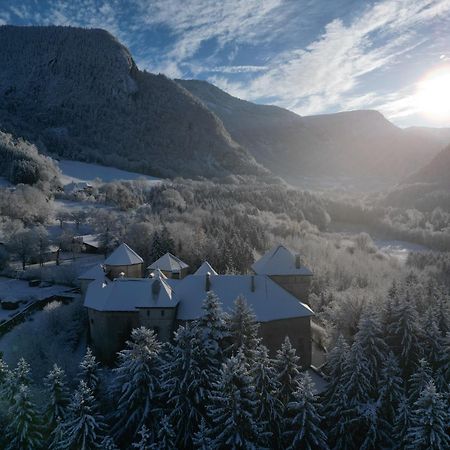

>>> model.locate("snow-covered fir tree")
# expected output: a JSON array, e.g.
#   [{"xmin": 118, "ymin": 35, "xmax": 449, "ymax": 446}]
[
  {"xmin": 58, "ymin": 380, "xmax": 106, "ymax": 450},
  {"xmin": 321, "ymin": 335, "xmax": 350, "ymax": 414},
  {"xmin": 436, "ymin": 331, "xmax": 449, "ymax": 393},
  {"xmin": 283, "ymin": 372, "xmax": 329, "ymax": 450},
  {"xmin": 408, "ymin": 358, "xmax": 433, "ymax": 405},
  {"xmin": 193, "ymin": 418, "xmax": 214, "ymax": 450},
  {"xmin": 406, "ymin": 380, "xmax": 450, "ymax": 450},
  {"xmin": 393, "ymin": 395, "xmax": 413, "ymax": 450},
  {"xmin": 195, "ymin": 291, "xmax": 229, "ymax": 372},
  {"xmin": 3, "ymin": 357, "xmax": 32, "ymax": 404},
  {"xmin": 132, "ymin": 425, "xmax": 153, "ymax": 450},
  {"xmin": 43, "ymin": 364, "xmax": 70, "ymax": 430},
  {"xmin": 251, "ymin": 344, "xmax": 283, "ymax": 447},
  {"xmin": 421, "ymin": 307, "xmax": 444, "ymax": 372},
  {"xmin": 0, "ymin": 356, "xmax": 8, "ymax": 384},
  {"xmin": 274, "ymin": 336, "xmax": 302, "ymax": 406},
  {"xmin": 159, "ymin": 324, "xmax": 203, "ymax": 447},
  {"xmin": 5, "ymin": 384, "xmax": 43, "ymax": 450},
  {"xmin": 353, "ymin": 309, "xmax": 388, "ymax": 390},
  {"xmin": 226, "ymin": 295, "xmax": 261, "ymax": 362},
  {"xmin": 79, "ymin": 347, "xmax": 100, "ymax": 394},
  {"xmin": 207, "ymin": 352, "xmax": 264, "ymax": 449},
  {"xmin": 153, "ymin": 415, "xmax": 176, "ymax": 450},
  {"xmin": 377, "ymin": 352, "xmax": 404, "ymax": 447},
  {"xmin": 386, "ymin": 289, "xmax": 423, "ymax": 377},
  {"xmin": 101, "ymin": 436, "xmax": 120, "ymax": 450},
  {"xmin": 110, "ymin": 327, "xmax": 162, "ymax": 442}
]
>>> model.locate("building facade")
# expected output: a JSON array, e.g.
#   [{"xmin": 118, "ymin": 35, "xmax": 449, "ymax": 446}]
[{"xmin": 82, "ymin": 243, "xmax": 315, "ymax": 365}]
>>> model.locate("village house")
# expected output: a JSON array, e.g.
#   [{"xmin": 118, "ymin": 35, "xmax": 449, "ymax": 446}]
[{"xmin": 81, "ymin": 243, "xmax": 315, "ymax": 366}]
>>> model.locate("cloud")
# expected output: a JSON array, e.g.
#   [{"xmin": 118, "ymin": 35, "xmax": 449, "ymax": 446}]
[
  {"xmin": 210, "ymin": 0, "xmax": 450, "ymax": 119},
  {"xmin": 208, "ymin": 65, "xmax": 268, "ymax": 74}
]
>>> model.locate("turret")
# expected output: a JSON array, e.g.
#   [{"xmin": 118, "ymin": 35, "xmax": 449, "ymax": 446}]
[{"xmin": 104, "ymin": 243, "xmax": 144, "ymax": 279}]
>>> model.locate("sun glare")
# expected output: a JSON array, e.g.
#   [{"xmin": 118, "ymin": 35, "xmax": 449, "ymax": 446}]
[{"xmin": 416, "ymin": 66, "xmax": 450, "ymax": 122}]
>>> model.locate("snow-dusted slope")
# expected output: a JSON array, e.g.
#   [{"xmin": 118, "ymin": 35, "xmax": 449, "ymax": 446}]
[
  {"xmin": 58, "ymin": 160, "xmax": 161, "ymax": 185},
  {"xmin": 0, "ymin": 26, "xmax": 267, "ymax": 180},
  {"xmin": 179, "ymin": 79, "xmax": 449, "ymax": 181}
]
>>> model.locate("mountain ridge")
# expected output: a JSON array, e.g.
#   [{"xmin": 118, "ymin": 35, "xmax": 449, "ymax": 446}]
[
  {"xmin": 0, "ymin": 25, "xmax": 268, "ymax": 180},
  {"xmin": 178, "ymin": 79, "xmax": 450, "ymax": 183}
]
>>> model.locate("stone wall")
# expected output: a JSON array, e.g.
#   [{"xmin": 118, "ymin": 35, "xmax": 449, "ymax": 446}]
[
  {"xmin": 137, "ymin": 307, "xmax": 177, "ymax": 342},
  {"xmin": 105, "ymin": 263, "xmax": 143, "ymax": 279},
  {"xmin": 259, "ymin": 316, "xmax": 312, "ymax": 367},
  {"xmin": 269, "ymin": 275, "xmax": 312, "ymax": 304},
  {"xmin": 88, "ymin": 309, "xmax": 140, "ymax": 364}
]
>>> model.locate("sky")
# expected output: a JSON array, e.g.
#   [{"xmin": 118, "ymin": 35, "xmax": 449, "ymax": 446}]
[{"xmin": 1, "ymin": 0, "xmax": 450, "ymax": 127}]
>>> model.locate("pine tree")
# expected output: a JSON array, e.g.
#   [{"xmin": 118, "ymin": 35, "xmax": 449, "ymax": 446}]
[
  {"xmin": 79, "ymin": 347, "xmax": 100, "ymax": 394},
  {"xmin": 226, "ymin": 295, "xmax": 261, "ymax": 362},
  {"xmin": 132, "ymin": 425, "xmax": 153, "ymax": 450},
  {"xmin": 353, "ymin": 310, "xmax": 388, "ymax": 390},
  {"xmin": 421, "ymin": 308, "xmax": 444, "ymax": 372},
  {"xmin": 194, "ymin": 291, "xmax": 229, "ymax": 405},
  {"xmin": 207, "ymin": 352, "xmax": 263, "ymax": 449},
  {"xmin": 58, "ymin": 380, "xmax": 106, "ymax": 450},
  {"xmin": 101, "ymin": 436, "xmax": 120, "ymax": 450},
  {"xmin": 193, "ymin": 418, "xmax": 214, "ymax": 450},
  {"xmin": 0, "ymin": 356, "xmax": 9, "ymax": 385},
  {"xmin": 274, "ymin": 336, "xmax": 302, "ymax": 406},
  {"xmin": 283, "ymin": 372, "xmax": 329, "ymax": 450},
  {"xmin": 5, "ymin": 384, "xmax": 43, "ymax": 450},
  {"xmin": 153, "ymin": 415, "xmax": 176, "ymax": 450},
  {"xmin": 321, "ymin": 335, "xmax": 350, "ymax": 413},
  {"xmin": 393, "ymin": 395, "xmax": 412, "ymax": 450},
  {"xmin": 408, "ymin": 358, "xmax": 433, "ymax": 405},
  {"xmin": 386, "ymin": 290, "xmax": 423, "ymax": 377},
  {"xmin": 159, "ymin": 324, "xmax": 203, "ymax": 447},
  {"xmin": 43, "ymin": 364, "xmax": 70, "ymax": 431},
  {"xmin": 406, "ymin": 381, "xmax": 450, "ymax": 450},
  {"xmin": 251, "ymin": 344, "xmax": 283, "ymax": 446},
  {"xmin": 377, "ymin": 352, "xmax": 404, "ymax": 447},
  {"xmin": 435, "ymin": 332, "xmax": 449, "ymax": 393},
  {"xmin": 4, "ymin": 357, "xmax": 32, "ymax": 404},
  {"xmin": 111, "ymin": 327, "xmax": 161, "ymax": 441}
]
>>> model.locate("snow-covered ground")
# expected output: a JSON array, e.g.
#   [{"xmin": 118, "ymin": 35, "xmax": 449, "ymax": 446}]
[
  {"xmin": 58, "ymin": 159, "xmax": 161, "ymax": 185},
  {"xmin": 0, "ymin": 277, "xmax": 72, "ymax": 321},
  {"xmin": 373, "ymin": 239, "xmax": 429, "ymax": 263}
]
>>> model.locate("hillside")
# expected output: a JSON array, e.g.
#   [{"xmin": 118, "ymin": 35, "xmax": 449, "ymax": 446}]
[
  {"xmin": 406, "ymin": 143, "xmax": 450, "ymax": 186},
  {"xmin": 179, "ymin": 79, "xmax": 450, "ymax": 183},
  {"xmin": 0, "ymin": 26, "xmax": 267, "ymax": 180}
]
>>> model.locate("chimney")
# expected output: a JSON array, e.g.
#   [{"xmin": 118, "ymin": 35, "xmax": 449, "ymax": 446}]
[
  {"xmin": 251, "ymin": 275, "xmax": 255, "ymax": 292},
  {"xmin": 205, "ymin": 272, "xmax": 211, "ymax": 291},
  {"xmin": 295, "ymin": 254, "xmax": 301, "ymax": 269},
  {"xmin": 152, "ymin": 279, "xmax": 161, "ymax": 296}
]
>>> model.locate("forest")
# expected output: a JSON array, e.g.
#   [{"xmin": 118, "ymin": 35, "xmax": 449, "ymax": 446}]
[{"xmin": 0, "ymin": 172, "xmax": 449, "ymax": 449}]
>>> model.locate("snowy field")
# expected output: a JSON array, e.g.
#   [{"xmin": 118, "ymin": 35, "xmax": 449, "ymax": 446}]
[
  {"xmin": 373, "ymin": 239, "xmax": 429, "ymax": 263},
  {"xmin": 0, "ymin": 277, "xmax": 72, "ymax": 321},
  {"xmin": 58, "ymin": 159, "xmax": 161, "ymax": 185}
]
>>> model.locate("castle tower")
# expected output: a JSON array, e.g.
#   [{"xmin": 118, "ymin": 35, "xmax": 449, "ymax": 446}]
[
  {"xmin": 252, "ymin": 244, "xmax": 313, "ymax": 304},
  {"xmin": 104, "ymin": 243, "xmax": 144, "ymax": 279},
  {"xmin": 147, "ymin": 252, "xmax": 189, "ymax": 279}
]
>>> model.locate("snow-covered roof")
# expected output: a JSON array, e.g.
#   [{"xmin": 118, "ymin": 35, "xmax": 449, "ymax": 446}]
[
  {"xmin": 104, "ymin": 243, "xmax": 143, "ymax": 266},
  {"xmin": 63, "ymin": 181, "xmax": 92, "ymax": 193},
  {"xmin": 78, "ymin": 264, "xmax": 106, "ymax": 281},
  {"xmin": 75, "ymin": 234, "xmax": 101, "ymax": 249},
  {"xmin": 252, "ymin": 244, "xmax": 313, "ymax": 276},
  {"xmin": 168, "ymin": 274, "xmax": 313, "ymax": 322},
  {"xmin": 194, "ymin": 261, "xmax": 218, "ymax": 276},
  {"xmin": 84, "ymin": 274, "xmax": 178, "ymax": 311},
  {"xmin": 147, "ymin": 252, "xmax": 189, "ymax": 272}
]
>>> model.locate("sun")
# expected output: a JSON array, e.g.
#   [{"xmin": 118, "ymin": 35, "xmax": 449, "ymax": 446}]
[{"xmin": 416, "ymin": 66, "xmax": 450, "ymax": 123}]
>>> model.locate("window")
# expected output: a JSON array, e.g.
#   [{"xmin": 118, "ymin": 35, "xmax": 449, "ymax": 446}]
[
  {"xmin": 161, "ymin": 310, "xmax": 165, "ymax": 317},
  {"xmin": 90, "ymin": 318, "xmax": 94, "ymax": 325},
  {"xmin": 154, "ymin": 326, "xmax": 160, "ymax": 336},
  {"xmin": 147, "ymin": 310, "xmax": 150, "ymax": 317}
]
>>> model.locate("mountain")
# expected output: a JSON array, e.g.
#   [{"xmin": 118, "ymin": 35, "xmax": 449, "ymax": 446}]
[
  {"xmin": 0, "ymin": 26, "xmax": 267, "ymax": 180},
  {"xmin": 406, "ymin": 144, "xmax": 450, "ymax": 186},
  {"xmin": 179, "ymin": 79, "xmax": 450, "ymax": 183}
]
